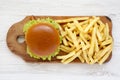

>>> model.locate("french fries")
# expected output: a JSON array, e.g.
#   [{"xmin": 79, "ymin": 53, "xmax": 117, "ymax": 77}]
[{"xmin": 56, "ymin": 16, "xmax": 113, "ymax": 64}]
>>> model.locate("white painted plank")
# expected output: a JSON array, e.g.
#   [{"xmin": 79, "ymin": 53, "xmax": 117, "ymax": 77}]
[
  {"xmin": 0, "ymin": 0, "xmax": 120, "ymax": 80},
  {"xmin": 0, "ymin": 74, "xmax": 119, "ymax": 80}
]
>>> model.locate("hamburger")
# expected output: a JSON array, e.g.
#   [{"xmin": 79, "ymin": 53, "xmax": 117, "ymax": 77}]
[{"xmin": 23, "ymin": 18, "xmax": 61, "ymax": 60}]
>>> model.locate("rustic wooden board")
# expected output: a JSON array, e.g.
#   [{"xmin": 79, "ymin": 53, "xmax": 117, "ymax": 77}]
[{"xmin": 6, "ymin": 16, "xmax": 112, "ymax": 63}]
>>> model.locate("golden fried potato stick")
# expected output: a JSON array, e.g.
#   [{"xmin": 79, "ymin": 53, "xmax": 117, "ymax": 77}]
[
  {"xmin": 79, "ymin": 20, "xmax": 89, "ymax": 26},
  {"xmin": 97, "ymin": 20, "xmax": 105, "ymax": 32},
  {"xmin": 62, "ymin": 38, "xmax": 68, "ymax": 46},
  {"xmin": 106, "ymin": 23, "xmax": 109, "ymax": 40},
  {"xmin": 101, "ymin": 38, "xmax": 112, "ymax": 46},
  {"xmin": 60, "ymin": 45, "xmax": 75, "ymax": 53},
  {"xmin": 96, "ymin": 24, "xmax": 103, "ymax": 41},
  {"xmin": 56, "ymin": 17, "xmax": 89, "ymax": 23},
  {"xmin": 88, "ymin": 26, "xmax": 96, "ymax": 56},
  {"xmin": 83, "ymin": 51, "xmax": 90, "ymax": 64},
  {"xmin": 57, "ymin": 51, "xmax": 75, "ymax": 60},
  {"xmin": 78, "ymin": 55, "xmax": 85, "ymax": 63}
]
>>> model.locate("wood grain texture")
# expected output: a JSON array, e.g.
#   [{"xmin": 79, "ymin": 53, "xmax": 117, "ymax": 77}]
[{"xmin": 0, "ymin": 0, "xmax": 120, "ymax": 80}]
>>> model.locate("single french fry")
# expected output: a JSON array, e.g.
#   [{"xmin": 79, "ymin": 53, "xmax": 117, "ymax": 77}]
[
  {"xmin": 103, "ymin": 24, "xmax": 107, "ymax": 40},
  {"xmin": 101, "ymin": 38, "xmax": 112, "ymax": 46},
  {"xmin": 60, "ymin": 45, "xmax": 75, "ymax": 53},
  {"xmin": 88, "ymin": 55, "xmax": 95, "ymax": 64},
  {"xmin": 95, "ymin": 36, "xmax": 99, "ymax": 52},
  {"xmin": 56, "ymin": 17, "xmax": 89, "ymax": 23},
  {"xmin": 106, "ymin": 23, "xmax": 109, "ymax": 40},
  {"xmin": 62, "ymin": 38, "xmax": 68, "ymax": 46},
  {"xmin": 97, "ymin": 20, "xmax": 105, "ymax": 32},
  {"xmin": 94, "ymin": 24, "xmax": 99, "ymax": 52},
  {"xmin": 57, "ymin": 51, "xmax": 75, "ymax": 60},
  {"xmin": 83, "ymin": 51, "xmax": 90, "ymax": 64},
  {"xmin": 78, "ymin": 55, "xmax": 85, "ymax": 63},
  {"xmin": 60, "ymin": 47, "xmax": 70, "ymax": 53},
  {"xmin": 79, "ymin": 20, "xmax": 89, "ymax": 26},
  {"xmin": 96, "ymin": 25, "xmax": 102, "ymax": 41},
  {"xmin": 88, "ymin": 26, "xmax": 96, "ymax": 56}
]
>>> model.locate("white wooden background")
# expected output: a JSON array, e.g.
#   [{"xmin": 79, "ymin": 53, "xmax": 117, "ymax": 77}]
[{"xmin": 0, "ymin": 0, "xmax": 120, "ymax": 80}]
